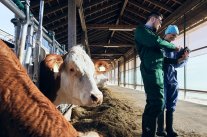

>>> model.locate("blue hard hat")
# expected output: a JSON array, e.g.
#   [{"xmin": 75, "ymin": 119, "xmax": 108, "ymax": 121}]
[{"xmin": 165, "ymin": 25, "xmax": 179, "ymax": 35}]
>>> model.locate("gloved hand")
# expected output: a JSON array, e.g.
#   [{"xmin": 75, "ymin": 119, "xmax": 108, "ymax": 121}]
[{"xmin": 177, "ymin": 48, "xmax": 190, "ymax": 63}]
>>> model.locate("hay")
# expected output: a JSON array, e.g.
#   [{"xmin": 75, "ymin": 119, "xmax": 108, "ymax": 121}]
[{"xmin": 71, "ymin": 88, "xmax": 142, "ymax": 137}]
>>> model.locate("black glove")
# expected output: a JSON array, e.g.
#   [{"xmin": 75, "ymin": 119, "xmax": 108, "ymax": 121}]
[{"xmin": 177, "ymin": 47, "xmax": 190, "ymax": 58}]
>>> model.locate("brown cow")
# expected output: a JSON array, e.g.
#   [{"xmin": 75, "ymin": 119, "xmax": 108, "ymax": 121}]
[{"xmin": 0, "ymin": 40, "xmax": 93, "ymax": 137}]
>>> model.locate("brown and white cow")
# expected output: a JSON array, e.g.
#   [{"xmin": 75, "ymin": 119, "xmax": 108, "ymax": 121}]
[
  {"xmin": 39, "ymin": 46, "xmax": 103, "ymax": 107},
  {"xmin": 0, "ymin": 40, "xmax": 100, "ymax": 137}
]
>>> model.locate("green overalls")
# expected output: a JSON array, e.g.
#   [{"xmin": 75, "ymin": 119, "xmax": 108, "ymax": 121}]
[{"xmin": 134, "ymin": 25, "xmax": 176, "ymax": 137}]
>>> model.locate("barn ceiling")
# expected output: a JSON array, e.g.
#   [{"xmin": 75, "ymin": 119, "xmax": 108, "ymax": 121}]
[{"xmin": 30, "ymin": 0, "xmax": 207, "ymax": 61}]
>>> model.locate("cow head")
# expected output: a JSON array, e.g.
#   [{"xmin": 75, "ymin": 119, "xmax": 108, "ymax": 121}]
[{"xmin": 44, "ymin": 46, "xmax": 103, "ymax": 107}]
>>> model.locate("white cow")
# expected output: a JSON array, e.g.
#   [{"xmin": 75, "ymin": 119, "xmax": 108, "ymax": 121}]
[
  {"xmin": 39, "ymin": 45, "xmax": 103, "ymax": 107},
  {"xmin": 94, "ymin": 74, "xmax": 108, "ymax": 88}
]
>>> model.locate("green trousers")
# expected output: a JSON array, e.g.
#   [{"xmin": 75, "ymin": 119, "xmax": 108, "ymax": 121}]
[{"xmin": 140, "ymin": 63, "xmax": 165, "ymax": 137}]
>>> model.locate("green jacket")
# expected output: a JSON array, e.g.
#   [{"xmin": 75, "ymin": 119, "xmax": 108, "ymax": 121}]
[{"xmin": 134, "ymin": 25, "xmax": 176, "ymax": 69}]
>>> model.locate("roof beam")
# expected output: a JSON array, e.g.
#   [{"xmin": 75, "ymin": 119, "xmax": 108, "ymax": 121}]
[
  {"xmin": 84, "ymin": 0, "xmax": 122, "ymax": 17},
  {"xmin": 83, "ymin": 0, "xmax": 108, "ymax": 10},
  {"xmin": 55, "ymin": 29, "xmax": 67, "ymax": 36},
  {"xmin": 56, "ymin": 34, "xmax": 67, "ymax": 41},
  {"xmin": 59, "ymin": 39, "xmax": 67, "ymax": 44},
  {"xmin": 44, "ymin": 12, "xmax": 67, "ymax": 26},
  {"xmin": 48, "ymin": 20, "xmax": 68, "ymax": 31},
  {"xmin": 86, "ymin": 8, "xmax": 119, "ymax": 23},
  {"xmin": 125, "ymin": 7, "xmax": 146, "ymax": 20},
  {"xmin": 144, "ymin": 0, "xmax": 173, "ymax": 13},
  {"xmin": 43, "ymin": 1, "xmax": 68, "ymax": 17},
  {"xmin": 92, "ymin": 53, "xmax": 124, "ymax": 56},
  {"xmin": 159, "ymin": 0, "xmax": 207, "ymax": 34},
  {"xmin": 108, "ymin": 0, "xmax": 129, "ymax": 44},
  {"xmin": 116, "ymin": 32, "xmax": 134, "ymax": 41},
  {"xmin": 56, "ymin": 35, "xmax": 68, "ymax": 41},
  {"xmin": 89, "ymin": 31, "xmax": 109, "ymax": 42},
  {"xmin": 31, "ymin": 0, "xmax": 53, "ymax": 9},
  {"xmin": 90, "ymin": 44, "xmax": 134, "ymax": 48},
  {"xmin": 87, "ymin": 24, "xmax": 136, "ymax": 31},
  {"xmin": 114, "ymin": 32, "xmax": 133, "ymax": 43},
  {"xmin": 92, "ymin": 58, "xmax": 115, "ymax": 61},
  {"xmin": 76, "ymin": 0, "xmax": 90, "ymax": 56},
  {"xmin": 128, "ymin": 0, "xmax": 151, "ymax": 13},
  {"xmin": 171, "ymin": 0, "xmax": 182, "ymax": 5},
  {"xmin": 30, "ymin": 1, "xmax": 42, "ymax": 9},
  {"xmin": 122, "ymin": 14, "xmax": 141, "ymax": 25}
]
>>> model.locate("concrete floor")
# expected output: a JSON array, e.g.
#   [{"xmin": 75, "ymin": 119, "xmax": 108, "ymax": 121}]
[{"xmin": 106, "ymin": 85, "xmax": 207, "ymax": 136}]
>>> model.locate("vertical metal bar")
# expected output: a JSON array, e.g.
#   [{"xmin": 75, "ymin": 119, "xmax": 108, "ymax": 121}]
[
  {"xmin": 134, "ymin": 50, "xmax": 137, "ymax": 89},
  {"xmin": 24, "ymin": 24, "xmax": 34, "ymax": 65},
  {"xmin": 68, "ymin": 0, "xmax": 76, "ymax": 50},
  {"xmin": 114, "ymin": 62, "xmax": 116, "ymax": 84},
  {"xmin": 33, "ymin": 0, "xmax": 44, "ymax": 86},
  {"xmin": 183, "ymin": 13, "xmax": 187, "ymax": 99},
  {"xmin": 18, "ymin": 0, "xmax": 30, "ymax": 64},
  {"xmin": 123, "ymin": 57, "xmax": 126, "ymax": 87},
  {"xmin": 118, "ymin": 61, "xmax": 120, "ymax": 86},
  {"xmin": 36, "ymin": 0, "xmax": 44, "ymax": 54},
  {"xmin": 25, "ymin": 23, "xmax": 34, "ymax": 78}
]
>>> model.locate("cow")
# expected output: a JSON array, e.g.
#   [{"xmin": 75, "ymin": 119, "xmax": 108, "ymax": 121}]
[
  {"xmin": 0, "ymin": 40, "xmax": 100, "ymax": 137},
  {"xmin": 39, "ymin": 46, "xmax": 103, "ymax": 107},
  {"xmin": 94, "ymin": 74, "xmax": 108, "ymax": 88}
]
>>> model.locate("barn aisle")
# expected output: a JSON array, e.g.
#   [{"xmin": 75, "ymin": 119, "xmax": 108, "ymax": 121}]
[{"xmin": 106, "ymin": 85, "xmax": 207, "ymax": 137}]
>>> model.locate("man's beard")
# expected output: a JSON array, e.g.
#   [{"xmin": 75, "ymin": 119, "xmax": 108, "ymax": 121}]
[
  {"xmin": 152, "ymin": 23, "xmax": 158, "ymax": 32},
  {"xmin": 152, "ymin": 26, "xmax": 157, "ymax": 33}
]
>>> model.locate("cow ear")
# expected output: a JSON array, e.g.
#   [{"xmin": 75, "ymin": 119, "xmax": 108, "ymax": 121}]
[
  {"xmin": 44, "ymin": 54, "xmax": 63, "ymax": 73},
  {"xmin": 53, "ymin": 55, "xmax": 63, "ymax": 73},
  {"xmin": 61, "ymin": 53, "xmax": 68, "ymax": 60}
]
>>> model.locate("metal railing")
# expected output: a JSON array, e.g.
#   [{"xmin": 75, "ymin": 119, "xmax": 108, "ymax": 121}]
[{"xmin": 0, "ymin": 29, "xmax": 15, "ymax": 44}]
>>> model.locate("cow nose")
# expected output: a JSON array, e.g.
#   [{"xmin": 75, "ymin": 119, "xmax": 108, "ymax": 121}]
[
  {"xmin": 90, "ymin": 94, "xmax": 98, "ymax": 102},
  {"xmin": 90, "ymin": 93, "xmax": 103, "ymax": 105}
]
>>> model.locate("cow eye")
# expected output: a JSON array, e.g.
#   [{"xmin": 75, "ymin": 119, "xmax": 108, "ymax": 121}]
[{"xmin": 70, "ymin": 68, "xmax": 74, "ymax": 72}]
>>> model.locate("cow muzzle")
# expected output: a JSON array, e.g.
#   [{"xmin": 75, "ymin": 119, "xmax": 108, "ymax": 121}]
[{"xmin": 90, "ymin": 93, "xmax": 103, "ymax": 106}]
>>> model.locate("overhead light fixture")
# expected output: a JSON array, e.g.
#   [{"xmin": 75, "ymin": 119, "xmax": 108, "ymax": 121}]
[
  {"xmin": 103, "ymin": 45, "xmax": 119, "ymax": 48},
  {"xmin": 99, "ymin": 65, "xmax": 106, "ymax": 72},
  {"xmin": 108, "ymin": 28, "xmax": 134, "ymax": 31},
  {"xmin": 98, "ymin": 59, "xmax": 111, "ymax": 60}
]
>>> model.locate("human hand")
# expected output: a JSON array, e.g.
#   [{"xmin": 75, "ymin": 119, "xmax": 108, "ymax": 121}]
[
  {"xmin": 178, "ymin": 51, "xmax": 189, "ymax": 63},
  {"xmin": 183, "ymin": 47, "xmax": 191, "ymax": 53},
  {"xmin": 175, "ymin": 46, "xmax": 181, "ymax": 51}
]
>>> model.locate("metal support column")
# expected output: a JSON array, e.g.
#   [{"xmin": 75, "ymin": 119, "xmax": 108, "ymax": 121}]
[
  {"xmin": 18, "ymin": 0, "xmax": 30, "ymax": 64},
  {"xmin": 68, "ymin": 0, "xmax": 76, "ymax": 50},
  {"xmin": 183, "ymin": 14, "xmax": 187, "ymax": 99},
  {"xmin": 133, "ymin": 50, "xmax": 137, "ymax": 89},
  {"xmin": 123, "ymin": 57, "xmax": 126, "ymax": 87},
  {"xmin": 33, "ymin": 0, "xmax": 44, "ymax": 86},
  {"xmin": 117, "ymin": 61, "xmax": 120, "ymax": 86}
]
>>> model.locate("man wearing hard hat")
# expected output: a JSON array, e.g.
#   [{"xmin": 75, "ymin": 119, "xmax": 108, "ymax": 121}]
[{"xmin": 156, "ymin": 25, "xmax": 190, "ymax": 137}]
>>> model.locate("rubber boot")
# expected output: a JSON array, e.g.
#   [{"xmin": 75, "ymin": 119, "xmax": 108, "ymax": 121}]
[
  {"xmin": 142, "ymin": 115, "xmax": 157, "ymax": 137},
  {"xmin": 166, "ymin": 111, "xmax": 178, "ymax": 137},
  {"xmin": 156, "ymin": 112, "xmax": 167, "ymax": 136}
]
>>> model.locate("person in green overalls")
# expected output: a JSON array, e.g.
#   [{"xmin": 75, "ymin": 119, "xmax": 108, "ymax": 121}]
[{"xmin": 134, "ymin": 12, "xmax": 180, "ymax": 137}]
